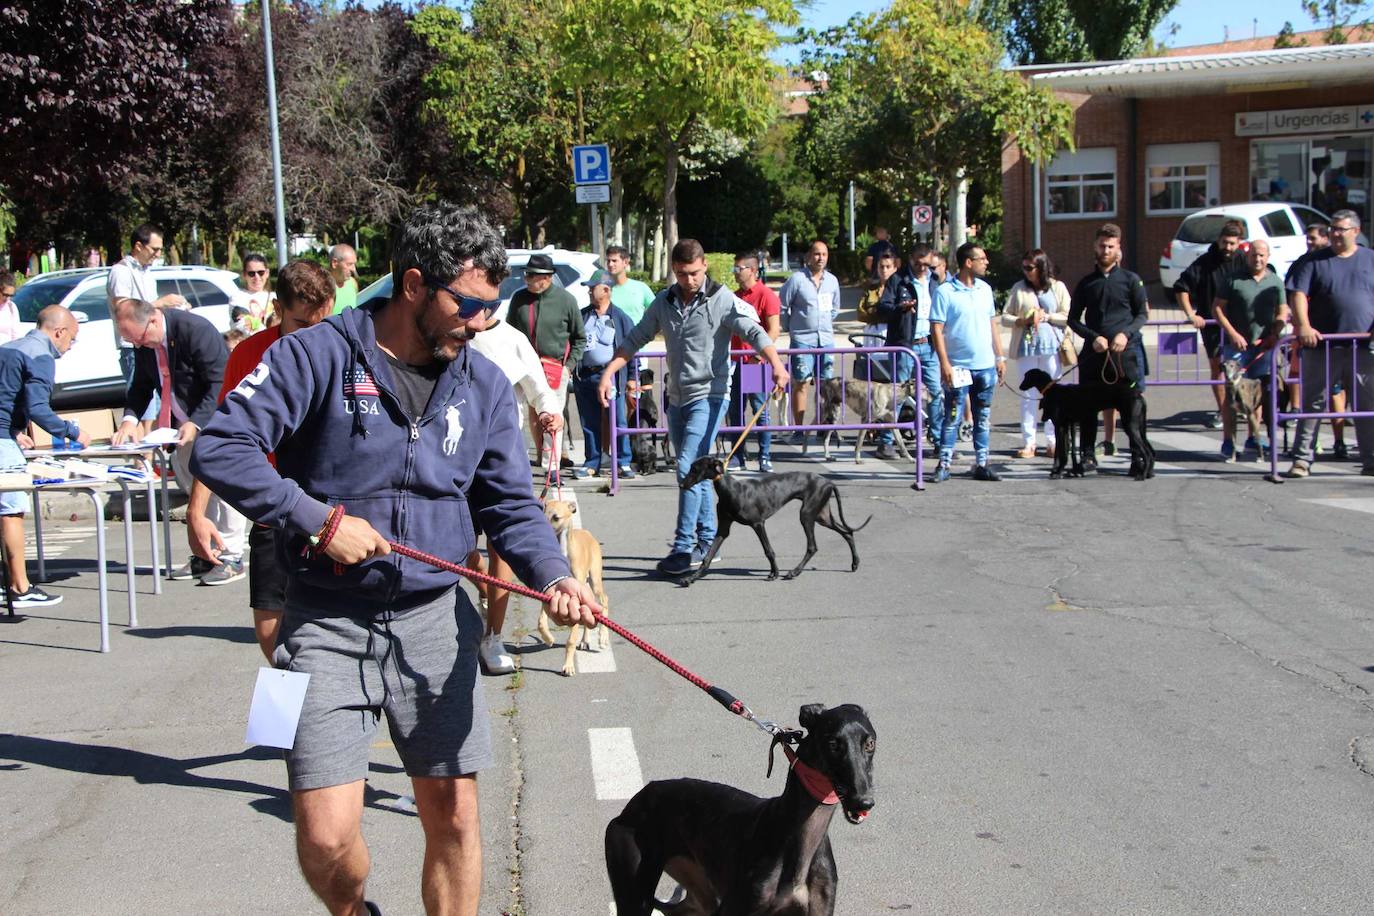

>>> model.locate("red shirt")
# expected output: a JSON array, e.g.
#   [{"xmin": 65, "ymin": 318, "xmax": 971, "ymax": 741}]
[
  {"xmin": 731, "ymin": 282, "xmax": 781, "ymax": 357},
  {"xmin": 219, "ymin": 325, "xmax": 282, "ymax": 466}
]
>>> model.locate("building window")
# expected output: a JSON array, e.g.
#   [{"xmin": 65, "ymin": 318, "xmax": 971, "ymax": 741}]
[
  {"xmin": 1146, "ymin": 143, "xmax": 1219, "ymax": 215},
  {"xmin": 1045, "ymin": 148, "xmax": 1116, "ymax": 219}
]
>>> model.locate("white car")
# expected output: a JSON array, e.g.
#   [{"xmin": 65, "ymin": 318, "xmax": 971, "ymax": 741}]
[
  {"xmin": 1158, "ymin": 202, "xmax": 1345, "ymax": 294},
  {"xmin": 9, "ymin": 265, "xmax": 242, "ymax": 409},
  {"xmin": 356, "ymin": 247, "xmax": 604, "ymax": 320}
]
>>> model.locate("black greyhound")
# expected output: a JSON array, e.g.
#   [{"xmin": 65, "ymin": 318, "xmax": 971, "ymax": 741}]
[
  {"xmin": 678, "ymin": 456, "xmax": 871, "ymax": 583},
  {"xmin": 1019, "ymin": 367, "xmax": 1156, "ymax": 481},
  {"xmin": 605, "ymin": 703, "xmax": 876, "ymax": 916}
]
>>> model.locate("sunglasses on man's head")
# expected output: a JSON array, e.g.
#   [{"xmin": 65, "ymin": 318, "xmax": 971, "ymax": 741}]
[{"xmin": 422, "ymin": 273, "xmax": 500, "ymax": 319}]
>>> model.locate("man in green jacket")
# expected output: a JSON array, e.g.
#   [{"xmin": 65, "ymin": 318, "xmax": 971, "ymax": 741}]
[{"xmin": 508, "ymin": 253, "xmax": 586, "ymax": 472}]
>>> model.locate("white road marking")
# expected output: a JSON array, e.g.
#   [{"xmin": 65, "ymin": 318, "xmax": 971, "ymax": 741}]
[
  {"xmin": 573, "ymin": 638, "xmax": 616, "ymax": 673},
  {"xmin": 25, "ymin": 526, "xmax": 98, "ymax": 559},
  {"xmin": 588, "ymin": 727, "xmax": 643, "ymax": 800},
  {"xmin": 1148, "ymin": 430, "xmax": 1356, "ymax": 475},
  {"xmin": 1302, "ymin": 498, "xmax": 1374, "ymax": 515}
]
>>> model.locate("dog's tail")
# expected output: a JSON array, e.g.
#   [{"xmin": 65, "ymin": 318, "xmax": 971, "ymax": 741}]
[{"xmin": 832, "ymin": 489, "xmax": 873, "ymax": 533}]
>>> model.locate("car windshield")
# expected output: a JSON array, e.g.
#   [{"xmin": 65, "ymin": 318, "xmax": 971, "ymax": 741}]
[
  {"xmin": 1177, "ymin": 215, "xmax": 1244, "ymax": 246},
  {"xmin": 11, "ymin": 277, "xmax": 83, "ymax": 322}
]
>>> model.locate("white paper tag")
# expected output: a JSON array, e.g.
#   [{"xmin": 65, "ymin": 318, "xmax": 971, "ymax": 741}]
[
  {"xmin": 950, "ymin": 367, "xmax": 973, "ymax": 388},
  {"xmin": 245, "ymin": 667, "xmax": 310, "ymax": 749},
  {"xmin": 818, "ymin": 292, "xmax": 834, "ymax": 311}
]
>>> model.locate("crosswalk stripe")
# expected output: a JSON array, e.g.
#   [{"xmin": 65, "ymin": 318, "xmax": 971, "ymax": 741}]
[
  {"xmin": 1302, "ymin": 498, "xmax": 1374, "ymax": 515},
  {"xmin": 588, "ymin": 727, "xmax": 644, "ymax": 801}
]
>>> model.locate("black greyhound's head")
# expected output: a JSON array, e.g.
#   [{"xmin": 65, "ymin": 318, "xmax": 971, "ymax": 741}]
[
  {"xmin": 1019, "ymin": 368, "xmax": 1054, "ymax": 392},
  {"xmin": 681, "ymin": 456, "xmax": 725, "ymax": 491},
  {"xmin": 798, "ymin": 703, "xmax": 876, "ymax": 825}
]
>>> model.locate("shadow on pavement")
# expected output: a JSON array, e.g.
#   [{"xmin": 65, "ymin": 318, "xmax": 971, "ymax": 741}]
[{"xmin": 126, "ymin": 625, "xmax": 257, "ymax": 645}]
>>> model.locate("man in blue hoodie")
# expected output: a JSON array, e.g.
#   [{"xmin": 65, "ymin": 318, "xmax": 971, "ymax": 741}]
[{"xmin": 191, "ymin": 203, "xmax": 599, "ymax": 916}]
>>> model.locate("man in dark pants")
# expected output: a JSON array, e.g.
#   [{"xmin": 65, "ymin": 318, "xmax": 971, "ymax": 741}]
[
  {"xmin": 572, "ymin": 270, "xmax": 638, "ymax": 478},
  {"xmin": 111, "ymin": 298, "xmax": 234, "ymax": 579},
  {"xmin": 1175, "ymin": 220, "xmax": 1246, "ymax": 430},
  {"xmin": 1068, "ymin": 222, "xmax": 1151, "ymax": 470},
  {"xmin": 877, "ymin": 242, "xmax": 941, "ymax": 457},
  {"xmin": 191, "ymin": 202, "xmax": 599, "ymax": 916}
]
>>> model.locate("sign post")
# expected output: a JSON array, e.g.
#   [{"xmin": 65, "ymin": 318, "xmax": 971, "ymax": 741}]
[
  {"xmin": 572, "ymin": 143, "xmax": 612, "ymax": 260},
  {"xmin": 912, "ymin": 203, "xmax": 934, "ymax": 241}
]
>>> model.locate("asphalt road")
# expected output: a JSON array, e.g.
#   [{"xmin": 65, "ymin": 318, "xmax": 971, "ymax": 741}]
[{"xmin": 4, "ymin": 380, "xmax": 1374, "ymax": 915}]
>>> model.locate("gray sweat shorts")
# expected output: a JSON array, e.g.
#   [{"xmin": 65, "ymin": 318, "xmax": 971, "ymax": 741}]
[{"xmin": 273, "ymin": 585, "xmax": 492, "ymax": 791}]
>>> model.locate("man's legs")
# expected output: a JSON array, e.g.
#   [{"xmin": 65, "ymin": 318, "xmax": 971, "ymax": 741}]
[
  {"xmin": 613, "ymin": 387, "xmax": 631, "ymax": 467},
  {"xmin": 2, "ymin": 512, "xmax": 28, "ymax": 593},
  {"xmin": 914, "ymin": 342, "xmax": 943, "ymax": 448},
  {"xmin": 727, "ymin": 366, "xmax": 749, "ymax": 466},
  {"xmin": 293, "ymin": 781, "xmax": 371, "ymax": 916},
  {"xmin": 970, "ymin": 368, "xmax": 997, "ymax": 467},
  {"xmin": 667, "ymin": 398, "xmax": 726, "ymax": 555},
  {"xmin": 1291, "ymin": 347, "xmax": 1332, "ymax": 466},
  {"xmin": 1352, "ymin": 346, "xmax": 1374, "ymax": 472},
  {"xmin": 938, "ymin": 382, "xmax": 970, "ymax": 466},
  {"xmin": 412, "ymin": 774, "xmax": 482, "ymax": 916},
  {"xmin": 749, "ymin": 391, "xmax": 771, "ymax": 465},
  {"xmin": 572, "ymin": 377, "xmax": 604, "ymax": 472}
]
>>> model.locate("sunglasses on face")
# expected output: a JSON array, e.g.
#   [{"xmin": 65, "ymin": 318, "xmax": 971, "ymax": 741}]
[
  {"xmin": 1022, "ymin": 264, "xmax": 1037, "ymax": 272},
  {"xmin": 423, "ymin": 273, "xmax": 500, "ymax": 319},
  {"xmin": 246, "ymin": 269, "xmax": 268, "ymax": 278}
]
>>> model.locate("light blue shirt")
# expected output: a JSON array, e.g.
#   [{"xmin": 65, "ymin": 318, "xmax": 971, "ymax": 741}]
[
  {"xmin": 581, "ymin": 311, "xmax": 617, "ymax": 367},
  {"xmin": 931, "ymin": 276, "xmax": 996, "ymax": 370},
  {"xmin": 779, "ymin": 269, "xmax": 841, "ymax": 347}
]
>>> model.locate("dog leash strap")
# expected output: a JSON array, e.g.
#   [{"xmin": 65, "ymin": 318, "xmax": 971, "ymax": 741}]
[
  {"xmin": 722, "ymin": 395, "xmax": 771, "ymax": 476},
  {"xmin": 386, "ymin": 541, "xmax": 764, "ymax": 724}
]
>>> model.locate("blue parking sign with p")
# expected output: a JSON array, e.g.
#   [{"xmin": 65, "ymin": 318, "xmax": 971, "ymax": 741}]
[{"xmin": 572, "ymin": 144, "xmax": 611, "ymax": 185}]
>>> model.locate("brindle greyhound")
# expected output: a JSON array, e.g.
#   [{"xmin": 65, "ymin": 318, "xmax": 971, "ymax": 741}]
[
  {"xmin": 605, "ymin": 703, "xmax": 877, "ymax": 916},
  {"xmin": 677, "ymin": 457, "xmax": 871, "ymax": 584}
]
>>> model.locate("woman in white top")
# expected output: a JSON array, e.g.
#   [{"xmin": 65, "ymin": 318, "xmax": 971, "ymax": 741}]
[
  {"xmin": 1002, "ymin": 249, "xmax": 1071, "ymax": 458},
  {"xmin": 234, "ymin": 253, "xmax": 277, "ymax": 328},
  {"xmin": 467, "ymin": 307, "xmax": 563, "ymax": 675}
]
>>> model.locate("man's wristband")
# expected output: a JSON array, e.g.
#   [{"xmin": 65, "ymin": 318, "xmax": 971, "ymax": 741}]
[
  {"xmin": 311, "ymin": 503, "xmax": 345, "ymax": 551},
  {"xmin": 542, "ymin": 575, "xmax": 571, "ymax": 594},
  {"xmin": 995, "ymin": 356, "xmax": 1007, "ymax": 363}
]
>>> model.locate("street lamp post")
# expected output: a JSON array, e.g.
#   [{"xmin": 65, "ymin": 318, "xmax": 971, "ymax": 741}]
[{"xmin": 262, "ymin": 0, "xmax": 289, "ymax": 268}]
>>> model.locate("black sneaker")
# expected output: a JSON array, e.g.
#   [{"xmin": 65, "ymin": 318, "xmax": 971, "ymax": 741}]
[
  {"xmin": 365, "ymin": 903, "xmax": 383, "ymax": 916},
  {"xmin": 10, "ymin": 586, "xmax": 62, "ymax": 608},
  {"xmin": 972, "ymin": 464, "xmax": 1001, "ymax": 481},
  {"xmin": 656, "ymin": 551, "xmax": 693, "ymax": 576},
  {"xmin": 1101, "ymin": 442, "xmax": 1117, "ymax": 457},
  {"xmin": 169, "ymin": 556, "xmax": 215, "ymax": 581}
]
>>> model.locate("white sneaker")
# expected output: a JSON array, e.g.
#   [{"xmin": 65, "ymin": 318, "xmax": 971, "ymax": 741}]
[{"xmin": 479, "ymin": 634, "xmax": 515, "ymax": 675}]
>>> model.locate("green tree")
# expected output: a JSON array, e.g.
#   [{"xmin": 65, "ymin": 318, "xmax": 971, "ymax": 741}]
[
  {"xmin": 413, "ymin": 0, "xmax": 580, "ymax": 245},
  {"xmin": 980, "ymin": 0, "xmax": 1179, "ymax": 65},
  {"xmin": 555, "ymin": 0, "xmax": 799, "ymax": 254},
  {"xmin": 1275, "ymin": 0, "xmax": 1374, "ymax": 46},
  {"xmin": 800, "ymin": 0, "xmax": 1074, "ymax": 240}
]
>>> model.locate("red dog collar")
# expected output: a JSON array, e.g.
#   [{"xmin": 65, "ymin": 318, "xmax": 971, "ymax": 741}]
[{"xmin": 783, "ymin": 745, "xmax": 839, "ymax": 806}]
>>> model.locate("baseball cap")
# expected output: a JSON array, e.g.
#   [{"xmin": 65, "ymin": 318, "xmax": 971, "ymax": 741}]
[{"xmin": 582, "ymin": 269, "xmax": 614, "ymax": 288}]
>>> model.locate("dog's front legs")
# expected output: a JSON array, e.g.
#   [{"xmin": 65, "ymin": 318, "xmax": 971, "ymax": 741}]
[{"xmin": 680, "ymin": 518, "xmax": 733, "ymax": 587}]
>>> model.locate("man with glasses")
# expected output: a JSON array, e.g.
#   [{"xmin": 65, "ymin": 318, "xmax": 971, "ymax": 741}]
[
  {"xmin": 1284, "ymin": 209, "xmax": 1374, "ymax": 478},
  {"xmin": 508, "ymin": 252, "xmax": 585, "ymax": 474},
  {"xmin": 930, "ymin": 242, "xmax": 1005, "ymax": 482},
  {"xmin": 191, "ymin": 202, "xmax": 597, "ymax": 916},
  {"xmin": 0, "ymin": 305, "xmax": 89, "ymax": 608},
  {"xmin": 0, "ymin": 270, "xmax": 21, "ymax": 344},
  {"xmin": 107, "ymin": 224, "xmax": 188, "ymax": 433}
]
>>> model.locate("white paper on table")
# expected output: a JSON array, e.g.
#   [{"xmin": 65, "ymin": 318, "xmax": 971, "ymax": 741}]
[
  {"xmin": 245, "ymin": 667, "xmax": 311, "ymax": 749},
  {"xmin": 139, "ymin": 427, "xmax": 181, "ymax": 446}
]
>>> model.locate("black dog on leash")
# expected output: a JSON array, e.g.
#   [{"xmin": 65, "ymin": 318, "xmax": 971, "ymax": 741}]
[
  {"xmin": 605, "ymin": 702, "xmax": 876, "ymax": 916},
  {"xmin": 678, "ymin": 456, "xmax": 871, "ymax": 583},
  {"xmin": 1019, "ymin": 367, "xmax": 1155, "ymax": 480}
]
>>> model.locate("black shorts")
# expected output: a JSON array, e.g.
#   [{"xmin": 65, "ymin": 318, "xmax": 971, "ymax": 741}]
[
  {"xmin": 1201, "ymin": 324, "xmax": 1223, "ymax": 359},
  {"xmin": 248, "ymin": 525, "xmax": 289, "ymax": 612}
]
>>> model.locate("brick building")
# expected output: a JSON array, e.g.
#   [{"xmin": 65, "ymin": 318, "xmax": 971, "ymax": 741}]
[{"xmin": 1002, "ymin": 39, "xmax": 1374, "ymax": 287}]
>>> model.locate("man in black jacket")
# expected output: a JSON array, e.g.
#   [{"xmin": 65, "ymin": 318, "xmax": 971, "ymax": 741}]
[
  {"xmin": 111, "ymin": 299, "xmax": 235, "ymax": 579},
  {"xmin": 1174, "ymin": 220, "xmax": 1246, "ymax": 429}
]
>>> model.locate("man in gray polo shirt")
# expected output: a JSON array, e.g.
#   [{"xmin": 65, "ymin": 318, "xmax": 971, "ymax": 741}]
[{"xmin": 597, "ymin": 239, "xmax": 790, "ymax": 576}]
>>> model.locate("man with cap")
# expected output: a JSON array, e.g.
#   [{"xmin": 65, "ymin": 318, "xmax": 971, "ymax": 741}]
[
  {"xmin": 572, "ymin": 270, "xmax": 638, "ymax": 478},
  {"xmin": 507, "ymin": 253, "xmax": 585, "ymax": 473}
]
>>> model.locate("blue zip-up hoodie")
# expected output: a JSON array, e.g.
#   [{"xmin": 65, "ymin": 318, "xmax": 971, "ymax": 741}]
[{"xmin": 190, "ymin": 300, "xmax": 570, "ymax": 613}]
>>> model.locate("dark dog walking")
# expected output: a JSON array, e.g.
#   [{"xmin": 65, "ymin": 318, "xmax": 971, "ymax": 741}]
[
  {"xmin": 677, "ymin": 457, "xmax": 871, "ymax": 583},
  {"xmin": 605, "ymin": 703, "xmax": 876, "ymax": 916},
  {"xmin": 1019, "ymin": 367, "xmax": 1155, "ymax": 480}
]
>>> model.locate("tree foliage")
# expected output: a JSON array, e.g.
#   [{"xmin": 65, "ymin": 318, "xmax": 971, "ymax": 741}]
[
  {"xmin": 980, "ymin": 0, "xmax": 1179, "ymax": 65},
  {"xmin": 1276, "ymin": 0, "xmax": 1374, "ymax": 46},
  {"xmin": 800, "ymin": 0, "xmax": 1074, "ymax": 215},
  {"xmin": 554, "ymin": 0, "xmax": 799, "ymax": 252}
]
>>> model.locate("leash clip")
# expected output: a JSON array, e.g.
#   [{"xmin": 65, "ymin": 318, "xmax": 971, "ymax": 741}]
[{"xmin": 765, "ymin": 726, "xmax": 805, "ymax": 778}]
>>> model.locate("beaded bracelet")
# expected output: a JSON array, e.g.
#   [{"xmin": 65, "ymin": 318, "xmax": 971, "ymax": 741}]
[{"xmin": 311, "ymin": 504, "xmax": 345, "ymax": 554}]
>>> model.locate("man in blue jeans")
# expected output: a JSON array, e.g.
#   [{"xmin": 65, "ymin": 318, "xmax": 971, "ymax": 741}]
[
  {"xmin": 877, "ymin": 242, "xmax": 942, "ymax": 458},
  {"xmin": 931, "ymin": 241, "xmax": 1006, "ymax": 482},
  {"xmin": 598, "ymin": 239, "xmax": 790, "ymax": 576}
]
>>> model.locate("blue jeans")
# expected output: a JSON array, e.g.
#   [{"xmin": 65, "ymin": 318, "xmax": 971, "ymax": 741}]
[
  {"xmin": 668, "ymin": 397, "xmax": 727, "ymax": 554},
  {"xmin": 728, "ymin": 364, "xmax": 771, "ymax": 463},
  {"xmin": 880, "ymin": 341, "xmax": 942, "ymax": 446},
  {"xmin": 573, "ymin": 373, "xmax": 629, "ymax": 469},
  {"xmin": 939, "ymin": 366, "xmax": 997, "ymax": 466}
]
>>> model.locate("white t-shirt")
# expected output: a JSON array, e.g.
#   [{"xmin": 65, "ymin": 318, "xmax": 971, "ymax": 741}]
[{"xmin": 469, "ymin": 322, "xmax": 559, "ymax": 429}]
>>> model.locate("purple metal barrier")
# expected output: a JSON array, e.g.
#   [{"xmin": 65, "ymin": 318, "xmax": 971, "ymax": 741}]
[
  {"xmin": 1267, "ymin": 332, "xmax": 1373, "ymax": 482},
  {"xmin": 1142, "ymin": 318, "xmax": 1224, "ymax": 387},
  {"xmin": 608, "ymin": 345, "xmax": 926, "ymax": 494}
]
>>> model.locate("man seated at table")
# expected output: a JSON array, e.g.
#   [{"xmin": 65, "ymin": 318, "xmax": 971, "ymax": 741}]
[{"xmin": 0, "ymin": 305, "xmax": 90, "ymax": 608}]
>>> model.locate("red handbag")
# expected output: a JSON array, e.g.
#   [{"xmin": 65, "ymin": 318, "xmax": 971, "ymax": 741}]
[{"xmin": 530, "ymin": 299, "xmax": 569, "ymax": 388}]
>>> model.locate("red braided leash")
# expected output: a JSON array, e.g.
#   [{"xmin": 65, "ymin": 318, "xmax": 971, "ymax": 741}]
[{"xmin": 386, "ymin": 541, "xmax": 748, "ymax": 716}]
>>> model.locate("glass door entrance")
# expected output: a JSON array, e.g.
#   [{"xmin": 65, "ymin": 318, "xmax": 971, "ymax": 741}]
[{"xmin": 1252, "ymin": 135, "xmax": 1372, "ymax": 227}]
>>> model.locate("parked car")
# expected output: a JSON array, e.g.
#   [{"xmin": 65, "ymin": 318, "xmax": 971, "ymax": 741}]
[
  {"xmin": 356, "ymin": 247, "xmax": 604, "ymax": 319},
  {"xmin": 9, "ymin": 266, "xmax": 242, "ymax": 409},
  {"xmin": 1158, "ymin": 202, "xmax": 1361, "ymax": 296}
]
